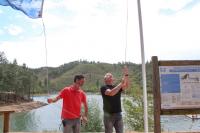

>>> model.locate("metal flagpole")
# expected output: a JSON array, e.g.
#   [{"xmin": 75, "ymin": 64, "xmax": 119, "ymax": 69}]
[{"xmin": 137, "ymin": 0, "xmax": 148, "ymax": 132}]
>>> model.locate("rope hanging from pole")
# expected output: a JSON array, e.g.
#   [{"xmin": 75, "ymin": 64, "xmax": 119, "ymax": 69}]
[
  {"xmin": 124, "ymin": 0, "xmax": 129, "ymax": 63},
  {"xmin": 123, "ymin": 0, "xmax": 129, "ymax": 92},
  {"xmin": 41, "ymin": 17, "xmax": 49, "ymax": 95},
  {"xmin": 123, "ymin": 0, "xmax": 129, "ymax": 131}
]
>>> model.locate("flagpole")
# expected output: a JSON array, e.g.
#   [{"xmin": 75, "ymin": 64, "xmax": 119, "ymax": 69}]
[
  {"xmin": 40, "ymin": 0, "xmax": 45, "ymax": 18},
  {"xmin": 137, "ymin": 0, "xmax": 148, "ymax": 132}
]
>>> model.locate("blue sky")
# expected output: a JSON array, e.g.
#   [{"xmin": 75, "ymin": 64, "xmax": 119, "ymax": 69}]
[{"xmin": 0, "ymin": 0, "xmax": 200, "ymax": 68}]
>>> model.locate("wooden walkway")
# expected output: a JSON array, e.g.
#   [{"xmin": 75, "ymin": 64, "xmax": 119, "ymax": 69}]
[
  {"xmin": 0, "ymin": 101, "xmax": 47, "ymax": 113},
  {"xmin": 8, "ymin": 131, "xmax": 200, "ymax": 133},
  {"xmin": 0, "ymin": 101, "xmax": 199, "ymax": 133},
  {"xmin": 0, "ymin": 101, "xmax": 47, "ymax": 133}
]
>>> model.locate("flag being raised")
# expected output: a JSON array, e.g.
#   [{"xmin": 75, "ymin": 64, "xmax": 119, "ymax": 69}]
[{"xmin": 0, "ymin": 0, "xmax": 44, "ymax": 19}]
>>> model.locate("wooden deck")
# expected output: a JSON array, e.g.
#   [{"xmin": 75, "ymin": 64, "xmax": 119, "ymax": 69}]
[
  {"xmin": 8, "ymin": 131, "xmax": 200, "ymax": 133},
  {"xmin": 0, "ymin": 101, "xmax": 47, "ymax": 133},
  {"xmin": 0, "ymin": 101, "xmax": 47, "ymax": 113},
  {"xmin": 0, "ymin": 101, "xmax": 199, "ymax": 133}
]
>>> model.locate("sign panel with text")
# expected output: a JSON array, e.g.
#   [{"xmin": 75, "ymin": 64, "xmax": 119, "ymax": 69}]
[{"xmin": 160, "ymin": 66, "xmax": 200, "ymax": 109}]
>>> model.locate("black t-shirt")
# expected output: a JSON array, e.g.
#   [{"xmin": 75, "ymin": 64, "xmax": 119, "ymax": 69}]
[{"xmin": 100, "ymin": 84, "xmax": 122, "ymax": 114}]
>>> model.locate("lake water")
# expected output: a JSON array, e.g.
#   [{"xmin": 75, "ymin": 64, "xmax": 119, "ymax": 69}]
[
  {"xmin": 161, "ymin": 115, "xmax": 200, "ymax": 132},
  {"xmin": 1, "ymin": 94, "xmax": 200, "ymax": 133},
  {"xmin": 0, "ymin": 94, "xmax": 103, "ymax": 133}
]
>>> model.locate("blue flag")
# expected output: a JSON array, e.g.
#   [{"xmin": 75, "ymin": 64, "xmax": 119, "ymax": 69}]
[{"xmin": 0, "ymin": 0, "xmax": 44, "ymax": 19}]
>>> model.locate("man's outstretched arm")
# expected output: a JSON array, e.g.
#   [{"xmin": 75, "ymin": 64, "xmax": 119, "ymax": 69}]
[{"xmin": 47, "ymin": 95, "xmax": 61, "ymax": 103}]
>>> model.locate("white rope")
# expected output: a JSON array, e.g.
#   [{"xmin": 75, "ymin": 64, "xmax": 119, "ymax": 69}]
[
  {"xmin": 124, "ymin": 0, "xmax": 129, "ymax": 63},
  {"xmin": 40, "ymin": 8, "xmax": 83, "ymax": 129},
  {"xmin": 124, "ymin": 0, "xmax": 129, "ymax": 131},
  {"xmin": 124, "ymin": 0, "xmax": 129, "ymax": 97},
  {"xmin": 41, "ymin": 17, "xmax": 49, "ymax": 95},
  {"xmin": 40, "ymin": 18, "xmax": 86, "ymax": 126}
]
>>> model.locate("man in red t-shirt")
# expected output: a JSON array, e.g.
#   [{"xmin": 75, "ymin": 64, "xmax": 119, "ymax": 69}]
[{"xmin": 47, "ymin": 75, "xmax": 88, "ymax": 133}]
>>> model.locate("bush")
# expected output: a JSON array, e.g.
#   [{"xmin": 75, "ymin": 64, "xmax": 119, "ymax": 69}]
[
  {"xmin": 81, "ymin": 98, "xmax": 103, "ymax": 132},
  {"xmin": 123, "ymin": 95, "xmax": 154, "ymax": 132}
]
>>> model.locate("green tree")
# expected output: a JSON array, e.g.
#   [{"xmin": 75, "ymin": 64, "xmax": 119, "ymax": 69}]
[{"xmin": 0, "ymin": 51, "xmax": 8, "ymax": 64}]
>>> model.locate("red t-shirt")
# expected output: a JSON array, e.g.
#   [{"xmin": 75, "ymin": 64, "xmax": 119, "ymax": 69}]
[{"xmin": 59, "ymin": 86, "xmax": 87, "ymax": 119}]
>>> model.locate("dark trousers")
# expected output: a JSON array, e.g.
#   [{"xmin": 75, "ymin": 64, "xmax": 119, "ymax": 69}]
[
  {"xmin": 62, "ymin": 118, "xmax": 80, "ymax": 133},
  {"xmin": 104, "ymin": 112, "xmax": 123, "ymax": 133}
]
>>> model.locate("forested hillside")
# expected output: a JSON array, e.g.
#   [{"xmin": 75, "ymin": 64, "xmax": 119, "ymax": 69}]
[{"xmin": 0, "ymin": 51, "xmax": 153, "ymax": 95}]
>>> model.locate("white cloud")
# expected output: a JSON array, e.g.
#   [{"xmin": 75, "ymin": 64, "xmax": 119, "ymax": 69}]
[
  {"xmin": 157, "ymin": 0, "xmax": 194, "ymax": 11},
  {"xmin": 0, "ymin": 29, "xmax": 4, "ymax": 35},
  {"xmin": 142, "ymin": 0, "xmax": 200, "ymax": 61},
  {"xmin": 5, "ymin": 24, "xmax": 23, "ymax": 36},
  {"xmin": 0, "ymin": 37, "xmax": 47, "ymax": 68},
  {"xmin": 1, "ymin": 0, "xmax": 200, "ymax": 68},
  {"xmin": 43, "ymin": 0, "xmax": 63, "ymax": 10}
]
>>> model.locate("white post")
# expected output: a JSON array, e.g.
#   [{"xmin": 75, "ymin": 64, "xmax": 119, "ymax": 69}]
[{"xmin": 137, "ymin": 0, "xmax": 148, "ymax": 132}]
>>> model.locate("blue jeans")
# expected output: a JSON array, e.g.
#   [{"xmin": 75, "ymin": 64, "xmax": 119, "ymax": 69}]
[
  {"xmin": 62, "ymin": 118, "xmax": 80, "ymax": 133},
  {"xmin": 103, "ymin": 112, "xmax": 123, "ymax": 133}
]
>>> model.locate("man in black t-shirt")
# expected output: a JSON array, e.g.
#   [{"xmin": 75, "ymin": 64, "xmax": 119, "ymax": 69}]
[{"xmin": 100, "ymin": 66, "xmax": 129, "ymax": 133}]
